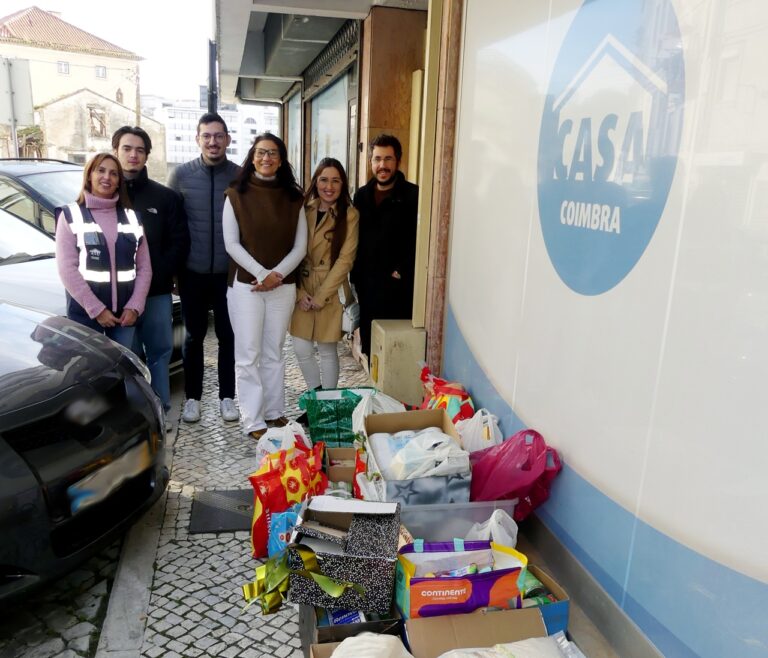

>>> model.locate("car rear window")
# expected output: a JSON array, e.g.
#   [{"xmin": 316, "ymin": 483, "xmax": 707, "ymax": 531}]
[{"xmin": 21, "ymin": 170, "xmax": 83, "ymax": 208}]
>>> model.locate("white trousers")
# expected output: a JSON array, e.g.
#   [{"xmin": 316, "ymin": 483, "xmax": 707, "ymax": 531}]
[
  {"xmin": 227, "ymin": 280, "xmax": 295, "ymax": 433},
  {"xmin": 292, "ymin": 337, "xmax": 340, "ymax": 390}
]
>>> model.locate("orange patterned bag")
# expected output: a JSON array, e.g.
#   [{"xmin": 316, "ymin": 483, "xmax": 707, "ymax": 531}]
[{"xmin": 248, "ymin": 442, "xmax": 327, "ymax": 558}]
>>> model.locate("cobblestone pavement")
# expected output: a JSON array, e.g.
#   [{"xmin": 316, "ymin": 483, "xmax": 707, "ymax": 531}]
[
  {"xmin": 139, "ymin": 334, "xmax": 369, "ymax": 658},
  {"xmin": 0, "ymin": 541, "xmax": 120, "ymax": 658}
]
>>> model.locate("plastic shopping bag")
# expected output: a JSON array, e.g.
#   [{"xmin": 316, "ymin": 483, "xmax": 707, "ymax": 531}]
[
  {"xmin": 254, "ymin": 420, "xmax": 311, "ymax": 465},
  {"xmin": 396, "ymin": 540, "xmax": 527, "ymax": 619},
  {"xmin": 464, "ymin": 508, "xmax": 519, "ymax": 548},
  {"xmin": 455, "ymin": 408, "xmax": 503, "ymax": 453},
  {"xmin": 351, "ymin": 389, "xmax": 407, "ymax": 434},
  {"xmin": 469, "ymin": 429, "xmax": 561, "ymax": 522},
  {"xmin": 298, "ymin": 387, "xmax": 375, "ymax": 446},
  {"xmin": 267, "ymin": 503, "xmax": 301, "ymax": 557},
  {"xmin": 419, "ymin": 366, "xmax": 475, "ymax": 423},
  {"xmin": 248, "ymin": 443, "xmax": 327, "ymax": 557},
  {"xmin": 368, "ymin": 428, "xmax": 470, "ymax": 480}
]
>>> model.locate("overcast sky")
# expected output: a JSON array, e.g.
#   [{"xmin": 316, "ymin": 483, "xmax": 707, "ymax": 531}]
[{"xmin": 2, "ymin": 0, "xmax": 214, "ymax": 99}]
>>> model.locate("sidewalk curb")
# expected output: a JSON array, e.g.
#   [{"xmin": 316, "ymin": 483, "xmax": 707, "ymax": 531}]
[
  {"xmin": 94, "ymin": 488, "xmax": 166, "ymax": 658},
  {"xmin": 96, "ymin": 380, "xmax": 183, "ymax": 658}
]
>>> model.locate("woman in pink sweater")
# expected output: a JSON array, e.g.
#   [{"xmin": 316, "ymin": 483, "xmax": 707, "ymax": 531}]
[{"xmin": 55, "ymin": 152, "xmax": 151, "ymax": 349}]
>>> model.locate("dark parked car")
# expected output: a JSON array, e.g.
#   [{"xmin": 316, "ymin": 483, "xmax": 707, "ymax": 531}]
[
  {"xmin": 0, "ymin": 302, "xmax": 168, "ymax": 604},
  {"xmin": 0, "ymin": 158, "xmax": 83, "ymax": 234}
]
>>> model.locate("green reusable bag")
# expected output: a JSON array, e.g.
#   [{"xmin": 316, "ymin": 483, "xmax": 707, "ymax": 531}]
[{"xmin": 298, "ymin": 387, "xmax": 375, "ymax": 446}]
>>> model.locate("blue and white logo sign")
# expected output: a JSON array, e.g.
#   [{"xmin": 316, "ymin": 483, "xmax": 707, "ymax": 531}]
[{"xmin": 537, "ymin": 0, "xmax": 685, "ymax": 295}]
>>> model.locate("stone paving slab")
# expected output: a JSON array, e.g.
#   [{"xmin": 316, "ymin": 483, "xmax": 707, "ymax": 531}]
[
  {"xmin": 101, "ymin": 333, "xmax": 370, "ymax": 658},
  {"xmin": 0, "ymin": 540, "xmax": 120, "ymax": 658}
]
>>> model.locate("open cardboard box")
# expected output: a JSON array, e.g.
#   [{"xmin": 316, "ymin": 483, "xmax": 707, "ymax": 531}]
[
  {"xmin": 309, "ymin": 642, "xmax": 341, "ymax": 658},
  {"xmin": 406, "ymin": 606, "xmax": 548, "ymax": 658},
  {"xmin": 300, "ymin": 603, "xmax": 403, "ymax": 658},
  {"xmin": 362, "ymin": 409, "xmax": 471, "ymax": 505},
  {"xmin": 528, "ymin": 565, "xmax": 570, "ymax": 635},
  {"xmin": 326, "ymin": 446, "xmax": 357, "ymax": 484}
]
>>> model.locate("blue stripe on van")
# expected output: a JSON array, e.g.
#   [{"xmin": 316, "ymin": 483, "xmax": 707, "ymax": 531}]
[{"xmin": 443, "ymin": 304, "xmax": 768, "ymax": 658}]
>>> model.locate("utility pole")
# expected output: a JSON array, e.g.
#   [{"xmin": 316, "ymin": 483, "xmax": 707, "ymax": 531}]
[
  {"xmin": 4, "ymin": 59, "xmax": 18, "ymax": 157},
  {"xmin": 1, "ymin": 58, "xmax": 33, "ymax": 158},
  {"xmin": 135, "ymin": 64, "xmax": 141, "ymax": 126},
  {"xmin": 208, "ymin": 40, "xmax": 218, "ymax": 113}
]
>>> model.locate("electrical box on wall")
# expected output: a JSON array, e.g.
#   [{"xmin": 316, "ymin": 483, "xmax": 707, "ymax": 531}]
[{"xmin": 370, "ymin": 319, "xmax": 426, "ymax": 406}]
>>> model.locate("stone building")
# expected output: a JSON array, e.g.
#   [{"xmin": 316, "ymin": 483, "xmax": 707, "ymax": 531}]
[{"xmin": 38, "ymin": 89, "xmax": 166, "ymax": 181}]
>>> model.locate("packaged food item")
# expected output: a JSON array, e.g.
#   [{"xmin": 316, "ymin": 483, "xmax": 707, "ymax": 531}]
[
  {"xmin": 329, "ymin": 609, "xmax": 367, "ymax": 625},
  {"xmin": 520, "ymin": 569, "xmax": 549, "ymax": 598},
  {"xmin": 522, "ymin": 593, "xmax": 558, "ymax": 607},
  {"xmin": 436, "ymin": 563, "xmax": 479, "ymax": 578}
]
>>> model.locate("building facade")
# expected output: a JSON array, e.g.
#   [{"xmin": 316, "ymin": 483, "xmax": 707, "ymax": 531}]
[
  {"xmin": 38, "ymin": 89, "xmax": 165, "ymax": 180},
  {"xmin": 144, "ymin": 94, "xmax": 279, "ymax": 171},
  {"xmin": 0, "ymin": 6, "xmax": 155, "ymax": 165}
]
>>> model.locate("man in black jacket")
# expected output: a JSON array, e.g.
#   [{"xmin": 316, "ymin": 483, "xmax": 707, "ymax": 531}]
[
  {"xmin": 113, "ymin": 126, "xmax": 189, "ymax": 423},
  {"xmin": 351, "ymin": 134, "xmax": 419, "ymax": 358}
]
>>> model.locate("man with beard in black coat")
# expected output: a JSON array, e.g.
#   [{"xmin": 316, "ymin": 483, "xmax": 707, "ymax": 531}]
[{"xmin": 351, "ymin": 134, "xmax": 419, "ymax": 359}]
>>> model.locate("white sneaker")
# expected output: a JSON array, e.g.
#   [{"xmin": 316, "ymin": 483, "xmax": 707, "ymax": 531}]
[
  {"xmin": 182, "ymin": 399, "xmax": 201, "ymax": 423},
  {"xmin": 220, "ymin": 397, "xmax": 239, "ymax": 421},
  {"xmin": 165, "ymin": 420, "xmax": 173, "ymax": 433}
]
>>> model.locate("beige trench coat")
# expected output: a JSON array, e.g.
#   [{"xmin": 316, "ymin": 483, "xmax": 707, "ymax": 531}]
[{"xmin": 289, "ymin": 199, "xmax": 359, "ymax": 343}]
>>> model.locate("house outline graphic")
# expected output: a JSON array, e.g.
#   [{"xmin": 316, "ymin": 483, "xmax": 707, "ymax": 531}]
[{"xmin": 553, "ymin": 34, "xmax": 668, "ymax": 114}]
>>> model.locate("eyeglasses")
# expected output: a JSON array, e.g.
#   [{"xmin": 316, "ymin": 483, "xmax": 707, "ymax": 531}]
[
  {"xmin": 372, "ymin": 156, "xmax": 396, "ymax": 165},
  {"xmin": 254, "ymin": 148, "xmax": 280, "ymax": 159},
  {"xmin": 199, "ymin": 132, "xmax": 227, "ymax": 142}
]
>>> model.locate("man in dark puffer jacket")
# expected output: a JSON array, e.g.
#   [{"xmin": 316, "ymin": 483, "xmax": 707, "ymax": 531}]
[{"xmin": 167, "ymin": 113, "xmax": 241, "ymax": 424}]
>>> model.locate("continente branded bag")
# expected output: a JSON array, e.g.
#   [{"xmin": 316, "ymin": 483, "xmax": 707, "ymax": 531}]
[{"xmin": 395, "ymin": 539, "xmax": 527, "ymax": 619}]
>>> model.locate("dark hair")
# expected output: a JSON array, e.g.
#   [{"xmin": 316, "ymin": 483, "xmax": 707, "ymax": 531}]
[
  {"xmin": 231, "ymin": 133, "xmax": 303, "ymax": 200},
  {"xmin": 77, "ymin": 152, "xmax": 132, "ymax": 208},
  {"xmin": 369, "ymin": 134, "xmax": 402, "ymax": 162},
  {"xmin": 111, "ymin": 125, "xmax": 152, "ymax": 154},
  {"xmin": 305, "ymin": 158, "xmax": 351, "ymax": 265},
  {"xmin": 197, "ymin": 112, "xmax": 228, "ymax": 134}
]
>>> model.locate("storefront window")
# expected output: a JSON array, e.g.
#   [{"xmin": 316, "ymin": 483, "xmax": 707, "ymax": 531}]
[
  {"xmin": 310, "ymin": 74, "xmax": 348, "ymax": 174},
  {"xmin": 287, "ymin": 92, "xmax": 302, "ymax": 184}
]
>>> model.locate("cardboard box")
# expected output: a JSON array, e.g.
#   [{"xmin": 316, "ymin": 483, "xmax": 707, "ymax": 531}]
[
  {"xmin": 299, "ymin": 603, "xmax": 403, "ymax": 658},
  {"xmin": 405, "ymin": 606, "xmax": 548, "ymax": 658},
  {"xmin": 309, "ymin": 643, "xmax": 340, "ymax": 658},
  {"xmin": 528, "ymin": 565, "xmax": 570, "ymax": 635},
  {"xmin": 288, "ymin": 496, "xmax": 401, "ymax": 614},
  {"xmin": 362, "ymin": 409, "xmax": 471, "ymax": 505},
  {"xmin": 325, "ymin": 446, "xmax": 356, "ymax": 484}
]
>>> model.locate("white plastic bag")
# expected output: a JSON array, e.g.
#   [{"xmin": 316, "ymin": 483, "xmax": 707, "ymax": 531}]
[
  {"xmin": 464, "ymin": 508, "xmax": 519, "ymax": 548},
  {"xmin": 369, "ymin": 428, "xmax": 470, "ymax": 480},
  {"xmin": 330, "ymin": 632, "xmax": 414, "ymax": 657},
  {"xmin": 352, "ymin": 389, "xmax": 407, "ymax": 434},
  {"xmin": 254, "ymin": 420, "xmax": 311, "ymax": 464},
  {"xmin": 455, "ymin": 408, "xmax": 503, "ymax": 453}
]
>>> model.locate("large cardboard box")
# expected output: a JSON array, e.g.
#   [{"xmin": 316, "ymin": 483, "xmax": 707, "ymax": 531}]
[
  {"xmin": 299, "ymin": 603, "xmax": 403, "ymax": 658},
  {"xmin": 528, "ymin": 565, "xmax": 570, "ymax": 635},
  {"xmin": 362, "ymin": 409, "xmax": 471, "ymax": 505},
  {"xmin": 405, "ymin": 606, "xmax": 548, "ymax": 658},
  {"xmin": 288, "ymin": 496, "xmax": 401, "ymax": 614}
]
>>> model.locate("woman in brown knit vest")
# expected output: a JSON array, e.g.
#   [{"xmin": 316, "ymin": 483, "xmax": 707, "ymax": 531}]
[{"xmin": 223, "ymin": 134, "xmax": 306, "ymax": 440}]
